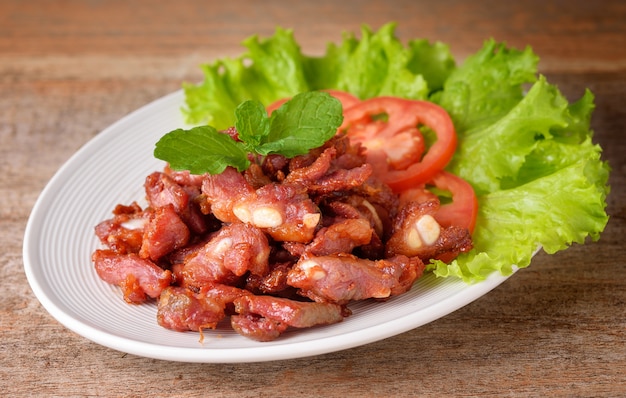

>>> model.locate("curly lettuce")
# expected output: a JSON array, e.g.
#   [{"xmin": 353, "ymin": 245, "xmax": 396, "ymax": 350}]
[{"xmin": 181, "ymin": 23, "xmax": 610, "ymax": 282}]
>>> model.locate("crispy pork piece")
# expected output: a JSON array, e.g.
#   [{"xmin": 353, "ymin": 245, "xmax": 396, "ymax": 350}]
[
  {"xmin": 287, "ymin": 133, "xmax": 367, "ymax": 172},
  {"xmin": 305, "ymin": 218, "xmax": 373, "ymax": 256},
  {"xmin": 180, "ymin": 222, "xmax": 271, "ymax": 288},
  {"xmin": 201, "ymin": 167, "xmax": 321, "ymax": 243},
  {"xmin": 201, "ymin": 166, "xmax": 256, "ymax": 223},
  {"xmin": 326, "ymin": 133, "xmax": 368, "ymax": 170},
  {"xmin": 245, "ymin": 262, "xmax": 295, "ymax": 296},
  {"xmin": 230, "ymin": 314, "xmax": 287, "ymax": 342},
  {"xmin": 92, "ymin": 249, "xmax": 172, "ymax": 303},
  {"xmin": 261, "ymin": 153, "xmax": 290, "ymax": 182},
  {"xmin": 232, "ymin": 182, "xmax": 321, "ymax": 243},
  {"xmin": 284, "ymin": 147, "xmax": 336, "ymax": 184},
  {"xmin": 157, "ymin": 286, "xmax": 226, "ymax": 332},
  {"xmin": 350, "ymin": 176, "xmax": 400, "ymax": 219},
  {"xmin": 305, "ymin": 164, "xmax": 373, "ymax": 195},
  {"xmin": 145, "ymin": 171, "xmax": 207, "ymax": 234},
  {"xmin": 287, "ymin": 253, "xmax": 424, "ymax": 304},
  {"xmin": 385, "ymin": 199, "xmax": 473, "ymax": 261},
  {"xmin": 94, "ymin": 202, "xmax": 148, "ymax": 255},
  {"xmin": 243, "ymin": 163, "xmax": 273, "ymax": 189},
  {"xmin": 139, "ymin": 204, "xmax": 190, "ymax": 262},
  {"xmin": 284, "ymin": 139, "xmax": 373, "ymax": 196},
  {"xmin": 231, "ymin": 295, "xmax": 345, "ymax": 341},
  {"xmin": 324, "ymin": 195, "xmax": 391, "ymax": 244},
  {"xmin": 163, "ymin": 165, "xmax": 205, "ymax": 188},
  {"xmin": 157, "ymin": 283, "xmax": 252, "ymax": 332}
]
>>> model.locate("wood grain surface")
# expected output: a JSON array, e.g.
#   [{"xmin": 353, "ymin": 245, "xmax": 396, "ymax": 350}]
[{"xmin": 1, "ymin": 1, "xmax": 625, "ymax": 396}]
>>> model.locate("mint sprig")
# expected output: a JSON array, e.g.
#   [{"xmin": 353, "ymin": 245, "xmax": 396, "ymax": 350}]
[{"xmin": 154, "ymin": 91, "xmax": 343, "ymax": 175}]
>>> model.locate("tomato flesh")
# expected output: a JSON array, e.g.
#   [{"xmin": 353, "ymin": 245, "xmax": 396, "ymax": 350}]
[
  {"xmin": 340, "ymin": 97, "xmax": 457, "ymax": 192},
  {"xmin": 398, "ymin": 170, "xmax": 477, "ymax": 234},
  {"xmin": 428, "ymin": 171, "xmax": 478, "ymax": 233}
]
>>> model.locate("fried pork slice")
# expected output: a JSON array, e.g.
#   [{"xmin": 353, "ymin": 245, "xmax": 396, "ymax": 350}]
[
  {"xmin": 163, "ymin": 165, "xmax": 205, "ymax": 188},
  {"xmin": 245, "ymin": 262, "xmax": 295, "ymax": 296},
  {"xmin": 287, "ymin": 253, "xmax": 424, "ymax": 305},
  {"xmin": 305, "ymin": 164, "xmax": 373, "ymax": 195},
  {"xmin": 231, "ymin": 295, "xmax": 345, "ymax": 342},
  {"xmin": 349, "ymin": 176, "xmax": 400, "ymax": 220},
  {"xmin": 157, "ymin": 286, "xmax": 226, "ymax": 332},
  {"xmin": 230, "ymin": 313, "xmax": 287, "ymax": 342},
  {"xmin": 139, "ymin": 204, "xmax": 190, "ymax": 262},
  {"xmin": 145, "ymin": 171, "xmax": 208, "ymax": 234},
  {"xmin": 284, "ymin": 147, "xmax": 336, "ymax": 184},
  {"xmin": 232, "ymin": 182, "xmax": 321, "ymax": 243},
  {"xmin": 180, "ymin": 222, "xmax": 271, "ymax": 288},
  {"xmin": 92, "ymin": 249, "xmax": 172, "ymax": 303},
  {"xmin": 322, "ymin": 197, "xmax": 389, "ymax": 259},
  {"xmin": 285, "ymin": 145, "xmax": 374, "ymax": 195},
  {"xmin": 201, "ymin": 166, "xmax": 255, "ymax": 223},
  {"xmin": 94, "ymin": 202, "xmax": 148, "ymax": 255},
  {"xmin": 385, "ymin": 199, "xmax": 473, "ymax": 261},
  {"xmin": 284, "ymin": 138, "xmax": 375, "ymax": 199},
  {"xmin": 157, "ymin": 283, "xmax": 252, "ymax": 332},
  {"xmin": 201, "ymin": 166, "xmax": 321, "ymax": 243},
  {"xmin": 287, "ymin": 133, "xmax": 367, "ymax": 173},
  {"xmin": 305, "ymin": 218, "xmax": 373, "ymax": 256},
  {"xmin": 260, "ymin": 153, "xmax": 290, "ymax": 182}
]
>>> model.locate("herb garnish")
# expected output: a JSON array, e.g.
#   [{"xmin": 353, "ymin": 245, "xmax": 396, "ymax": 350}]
[{"xmin": 154, "ymin": 91, "xmax": 343, "ymax": 175}]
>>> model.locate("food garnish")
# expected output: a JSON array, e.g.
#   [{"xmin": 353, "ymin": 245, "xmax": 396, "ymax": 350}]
[
  {"xmin": 181, "ymin": 23, "xmax": 609, "ymax": 281},
  {"xmin": 155, "ymin": 91, "xmax": 343, "ymax": 175},
  {"xmin": 91, "ymin": 23, "xmax": 610, "ymax": 342}
]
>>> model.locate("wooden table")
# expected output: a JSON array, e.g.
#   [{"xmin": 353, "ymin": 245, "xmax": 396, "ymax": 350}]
[{"xmin": 2, "ymin": 1, "xmax": 625, "ymax": 396}]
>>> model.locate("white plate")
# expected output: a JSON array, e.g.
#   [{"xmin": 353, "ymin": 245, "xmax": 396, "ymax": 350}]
[{"xmin": 23, "ymin": 90, "xmax": 517, "ymax": 363}]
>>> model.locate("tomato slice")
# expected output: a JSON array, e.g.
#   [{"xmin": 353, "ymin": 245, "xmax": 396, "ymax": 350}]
[
  {"xmin": 429, "ymin": 170, "xmax": 478, "ymax": 233},
  {"xmin": 340, "ymin": 97, "xmax": 457, "ymax": 192},
  {"xmin": 266, "ymin": 89, "xmax": 361, "ymax": 114},
  {"xmin": 398, "ymin": 171, "xmax": 477, "ymax": 234}
]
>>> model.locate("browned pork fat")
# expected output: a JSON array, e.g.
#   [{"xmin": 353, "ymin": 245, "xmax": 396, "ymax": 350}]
[
  {"xmin": 92, "ymin": 249, "xmax": 172, "ymax": 303},
  {"xmin": 287, "ymin": 253, "xmax": 424, "ymax": 304},
  {"xmin": 231, "ymin": 295, "xmax": 345, "ymax": 342},
  {"xmin": 287, "ymin": 133, "xmax": 367, "ymax": 174},
  {"xmin": 284, "ymin": 146, "xmax": 337, "ymax": 184},
  {"xmin": 284, "ymin": 144, "xmax": 374, "ymax": 195}
]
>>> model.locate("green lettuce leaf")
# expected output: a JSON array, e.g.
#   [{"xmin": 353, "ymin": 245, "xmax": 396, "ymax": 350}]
[
  {"xmin": 433, "ymin": 39, "xmax": 539, "ymax": 134},
  {"xmin": 183, "ymin": 23, "xmax": 455, "ymax": 128},
  {"xmin": 179, "ymin": 23, "xmax": 610, "ymax": 283},
  {"xmin": 431, "ymin": 152, "xmax": 610, "ymax": 281},
  {"xmin": 449, "ymin": 76, "xmax": 572, "ymax": 195}
]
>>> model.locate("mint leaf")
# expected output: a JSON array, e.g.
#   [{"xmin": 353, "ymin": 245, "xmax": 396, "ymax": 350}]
[
  {"xmin": 257, "ymin": 91, "xmax": 343, "ymax": 157},
  {"xmin": 235, "ymin": 100, "xmax": 270, "ymax": 148},
  {"xmin": 156, "ymin": 91, "xmax": 343, "ymax": 174},
  {"xmin": 154, "ymin": 126, "xmax": 250, "ymax": 175}
]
